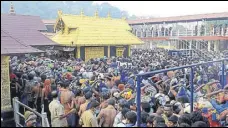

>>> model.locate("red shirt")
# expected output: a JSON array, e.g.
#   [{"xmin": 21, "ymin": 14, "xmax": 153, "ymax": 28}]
[
  {"xmin": 10, "ymin": 73, "xmax": 16, "ymax": 80},
  {"xmin": 202, "ymin": 113, "xmax": 220, "ymax": 127}
]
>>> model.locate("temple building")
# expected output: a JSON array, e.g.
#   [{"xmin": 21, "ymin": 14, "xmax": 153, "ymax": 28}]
[
  {"xmin": 51, "ymin": 10, "xmax": 143, "ymax": 61},
  {"xmin": 1, "ymin": 2, "xmax": 59, "ymax": 52}
]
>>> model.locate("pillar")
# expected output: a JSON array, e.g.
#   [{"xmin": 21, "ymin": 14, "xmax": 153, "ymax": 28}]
[
  {"xmin": 214, "ymin": 41, "xmax": 219, "ymax": 51},
  {"xmin": 1, "ymin": 56, "xmax": 11, "ymax": 111},
  {"xmin": 189, "ymin": 41, "xmax": 192, "ymax": 49},
  {"xmin": 128, "ymin": 45, "xmax": 131, "ymax": 57},
  {"xmin": 108, "ymin": 46, "xmax": 110, "ymax": 58},
  {"xmin": 186, "ymin": 21, "xmax": 188, "ymax": 36},
  {"xmin": 168, "ymin": 41, "xmax": 171, "ymax": 49},
  {"xmin": 77, "ymin": 46, "xmax": 80, "ymax": 58},
  {"xmin": 196, "ymin": 41, "xmax": 200, "ymax": 50},
  {"xmin": 208, "ymin": 41, "xmax": 211, "ymax": 51},
  {"xmin": 141, "ymin": 30, "xmax": 144, "ymax": 37}
]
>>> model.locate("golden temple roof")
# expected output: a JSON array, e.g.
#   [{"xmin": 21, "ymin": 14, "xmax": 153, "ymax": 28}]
[{"xmin": 51, "ymin": 10, "xmax": 143, "ymax": 46}]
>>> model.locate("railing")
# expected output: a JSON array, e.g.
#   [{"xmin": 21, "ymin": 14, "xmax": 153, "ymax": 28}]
[
  {"xmin": 136, "ymin": 58, "xmax": 228, "ymax": 127},
  {"xmin": 135, "ymin": 29, "xmax": 228, "ymax": 38},
  {"xmin": 13, "ymin": 97, "xmax": 50, "ymax": 127}
]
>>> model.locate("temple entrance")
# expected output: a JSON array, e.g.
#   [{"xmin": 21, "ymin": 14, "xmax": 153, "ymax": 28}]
[
  {"xmin": 116, "ymin": 47, "xmax": 124, "ymax": 57},
  {"xmin": 85, "ymin": 47, "xmax": 104, "ymax": 61}
]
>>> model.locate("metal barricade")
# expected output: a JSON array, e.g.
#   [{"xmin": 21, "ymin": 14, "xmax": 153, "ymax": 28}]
[
  {"xmin": 136, "ymin": 58, "xmax": 228, "ymax": 127},
  {"xmin": 12, "ymin": 97, "xmax": 50, "ymax": 127}
]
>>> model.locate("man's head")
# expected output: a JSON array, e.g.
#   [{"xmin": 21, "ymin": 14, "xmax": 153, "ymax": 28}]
[
  {"xmin": 177, "ymin": 114, "xmax": 191, "ymax": 126},
  {"xmin": 141, "ymin": 112, "xmax": 149, "ymax": 124},
  {"xmin": 118, "ymin": 99, "xmax": 130, "ymax": 111},
  {"xmin": 108, "ymin": 98, "xmax": 115, "ymax": 106},
  {"xmin": 85, "ymin": 91, "xmax": 92, "ymax": 100},
  {"xmin": 153, "ymin": 116, "xmax": 165, "ymax": 127},
  {"xmin": 164, "ymin": 104, "xmax": 173, "ymax": 117},
  {"xmin": 216, "ymin": 91, "xmax": 225, "ymax": 104},
  {"xmin": 191, "ymin": 121, "xmax": 208, "ymax": 127},
  {"xmin": 24, "ymin": 111, "xmax": 37, "ymax": 127},
  {"xmin": 89, "ymin": 100, "xmax": 100, "ymax": 112},
  {"xmin": 121, "ymin": 107, "xmax": 130, "ymax": 120},
  {"xmin": 28, "ymin": 73, "xmax": 34, "ymax": 80},
  {"xmin": 154, "ymin": 123, "xmax": 167, "ymax": 127},
  {"xmin": 179, "ymin": 123, "xmax": 190, "ymax": 127},
  {"xmin": 167, "ymin": 115, "xmax": 178, "ymax": 127},
  {"xmin": 190, "ymin": 111, "xmax": 203, "ymax": 124},
  {"xmin": 146, "ymin": 115, "xmax": 155, "ymax": 127},
  {"xmin": 51, "ymin": 90, "xmax": 58, "ymax": 99},
  {"xmin": 141, "ymin": 102, "xmax": 151, "ymax": 113},
  {"xmin": 224, "ymin": 85, "xmax": 228, "ymax": 100},
  {"xmin": 125, "ymin": 111, "xmax": 137, "ymax": 125}
]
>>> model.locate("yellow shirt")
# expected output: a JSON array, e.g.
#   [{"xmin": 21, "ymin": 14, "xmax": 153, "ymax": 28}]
[
  {"xmin": 162, "ymin": 114, "xmax": 169, "ymax": 124},
  {"xmin": 79, "ymin": 109, "xmax": 98, "ymax": 127}
]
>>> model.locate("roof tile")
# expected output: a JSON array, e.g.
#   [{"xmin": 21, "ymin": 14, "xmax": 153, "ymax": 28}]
[
  {"xmin": 1, "ymin": 14, "xmax": 59, "ymax": 46},
  {"xmin": 1, "ymin": 29, "xmax": 44, "ymax": 55}
]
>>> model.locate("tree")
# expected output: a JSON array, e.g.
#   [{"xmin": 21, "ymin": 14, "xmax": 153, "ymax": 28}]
[{"xmin": 1, "ymin": 1, "xmax": 132, "ymax": 19}]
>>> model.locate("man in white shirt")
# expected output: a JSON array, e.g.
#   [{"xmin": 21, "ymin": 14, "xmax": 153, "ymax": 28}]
[{"xmin": 49, "ymin": 91, "xmax": 68, "ymax": 127}]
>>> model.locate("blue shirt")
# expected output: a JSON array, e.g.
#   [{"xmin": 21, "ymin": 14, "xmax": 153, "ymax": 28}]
[
  {"xmin": 111, "ymin": 62, "xmax": 117, "ymax": 68},
  {"xmin": 140, "ymin": 123, "xmax": 147, "ymax": 127},
  {"xmin": 210, "ymin": 99, "xmax": 228, "ymax": 114}
]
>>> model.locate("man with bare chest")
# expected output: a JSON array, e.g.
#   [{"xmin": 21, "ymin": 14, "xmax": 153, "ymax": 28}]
[
  {"xmin": 59, "ymin": 81, "xmax": 75, "ymax": 127},
  {"xmin": 97, "ymin": 98, "xmax": 117, "ymax": 127},
  {"xmin": 78, "ymin": 91, "xmax": 92, "ymax": 117}
]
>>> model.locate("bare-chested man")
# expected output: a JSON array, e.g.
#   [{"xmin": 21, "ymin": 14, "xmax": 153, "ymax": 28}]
[
  {"xmin": 59, "ymin": 81, "xmax": 75, "ymax": 127},
  {"xmin": 97, "ymin": 98, "xmax": 117, "ymax": 127},
  {"xmin": 78, "ymin": 91, "xmax": 92, "ymax": 117}
]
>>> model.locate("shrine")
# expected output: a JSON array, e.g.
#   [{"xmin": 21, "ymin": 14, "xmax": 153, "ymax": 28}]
[{"xmin": 51, "ymin": 10, "xmax": 143, "ymax": 61}]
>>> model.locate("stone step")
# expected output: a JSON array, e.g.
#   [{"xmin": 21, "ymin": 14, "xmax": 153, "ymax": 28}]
[
  {"xmin": 1, "ymin": 109, "xmax": 15, "ymax": 127},
  {"xmin": 1, "ymin": 118, "xmax": 16, "ymax": 127},
  {"xmin": 1, "ymin": 109, "xmax": 14, "ymax": 120}
]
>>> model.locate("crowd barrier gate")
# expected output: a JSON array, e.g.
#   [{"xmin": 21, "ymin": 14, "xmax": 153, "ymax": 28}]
[
  {"xmin": 136, "ymin": 58, "xmax": 228, "ymax": 127},
  {"xmin": 13, "ymin": 97, "xmax": 50, "ymax": 127}
]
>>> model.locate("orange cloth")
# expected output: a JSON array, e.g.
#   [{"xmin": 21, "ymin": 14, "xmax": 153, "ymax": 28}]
[{"xmin": 44, "ymin": 79, "xmax": 51, "ymax": 98}]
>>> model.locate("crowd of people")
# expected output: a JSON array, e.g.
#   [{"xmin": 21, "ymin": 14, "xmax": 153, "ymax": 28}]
[{"xmin": 9, "ymin": 48, "xmax": 228, "ymax": 127}]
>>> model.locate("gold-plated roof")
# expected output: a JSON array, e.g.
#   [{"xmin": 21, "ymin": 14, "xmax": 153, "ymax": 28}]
[{"xmin": 52, "ymin": 11, "xmax": 143, "ymax": 46}]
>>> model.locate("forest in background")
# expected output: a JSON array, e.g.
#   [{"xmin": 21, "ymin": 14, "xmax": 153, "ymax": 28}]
[{"xmin": 1, "ymin": 1, "xmax": 138, "ymax": 20}]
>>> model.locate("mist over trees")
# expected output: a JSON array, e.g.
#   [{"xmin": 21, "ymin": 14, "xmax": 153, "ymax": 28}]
[{"xmin": 1, "ymin": 1, "xmax": 137, "ymax": 20}]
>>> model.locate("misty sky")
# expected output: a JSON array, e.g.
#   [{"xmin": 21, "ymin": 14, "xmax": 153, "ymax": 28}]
[{"xmin": 93, "ymin": 1, "xmax": 228, "ymax": 17}]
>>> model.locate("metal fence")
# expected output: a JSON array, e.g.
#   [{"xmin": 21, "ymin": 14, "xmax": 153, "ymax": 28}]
[
  {"xmin": 12, "ymin": 97, "xmax": 50, "ymax": 127},
  {"xmin": 136, "ymin": 58, "xmax": 228, "ymax": 127}
]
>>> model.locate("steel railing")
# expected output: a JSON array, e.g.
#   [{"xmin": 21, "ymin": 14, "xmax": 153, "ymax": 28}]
[
  {"xmin": 13, "ymin": 97, "xmax": 50, "ymax": 127},
  {"xmin": 136, "ymin": 58, "xmax": 228, "ymax": 127}
]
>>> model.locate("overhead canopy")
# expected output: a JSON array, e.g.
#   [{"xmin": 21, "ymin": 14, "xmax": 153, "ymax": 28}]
[
  {"xmin": 1, "ymin": 14, "xmax": 59, "ymax": 46},
  {"xmin": 51, "ymin": 11, "xmax": 143, "ymax": 46},
  {"xmin": 128, "ymin": 12, "xmax": 228, "ymax": 24},
  {"xmin": 1, "ymin": 29, "xmax": 44, "ymax": 55},
  {"xmin": 141, "ymin": 36, "xmax": 228, "ymax": 41}
]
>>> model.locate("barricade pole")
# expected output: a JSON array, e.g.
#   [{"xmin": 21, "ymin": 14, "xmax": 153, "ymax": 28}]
[
  {"xmin": 190, "ymin": 67, "xmax": 194, "ymax": 112},
  {"xmin": 41, "ymin": 112, "xmax": 49, "ymax": 127},
  {"xmin": 136, "ymin": 75, "xmax": 141, "ymax": 127},
  {"xmin": 222, "ymin": 60, "xmax": 225, "ymax": 89},
  {"xmin": 13, "ymin": 97, "xmax": 20, "ymax": 127}
]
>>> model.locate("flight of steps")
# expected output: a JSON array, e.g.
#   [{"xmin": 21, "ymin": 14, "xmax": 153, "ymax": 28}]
[{"xmin": 1, "ymin": 109, "xmax": 15, "ymax": 127}]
